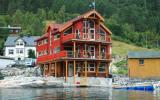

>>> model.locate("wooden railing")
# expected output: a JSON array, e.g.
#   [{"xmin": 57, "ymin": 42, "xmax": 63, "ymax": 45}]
[
  {"xmin": 65, "ymin": 51, "xmax": 111, "ymax": 59},
  {"xmin": 61, "ymin": 33, "xmax": 111, "ymax": 43}
]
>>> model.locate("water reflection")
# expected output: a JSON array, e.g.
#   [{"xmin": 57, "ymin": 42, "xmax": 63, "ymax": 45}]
[{"xmin": 0, "ymin": 88, "xmax": 159, "ymax": 100}]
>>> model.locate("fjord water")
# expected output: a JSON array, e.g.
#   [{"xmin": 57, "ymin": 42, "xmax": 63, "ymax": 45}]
[{"xmin": 0, "ymin": 88, "xmax": 159, "ymax": 100}]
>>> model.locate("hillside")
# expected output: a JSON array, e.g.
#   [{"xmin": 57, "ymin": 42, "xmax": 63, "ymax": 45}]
[{"xmin": 112, "ymin": 40, "xmax": 153, "ymax": 57}]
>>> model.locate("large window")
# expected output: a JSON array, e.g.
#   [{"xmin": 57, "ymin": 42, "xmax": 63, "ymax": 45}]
[
  {"xmin": 8, "ymin": 49, "xmax": 14, "ymax": 55},
  {"xmin": 64, "ymin": 27, "xmax": 72, "ymax": 36},
  {"xmin": 99, "ymin": 63, "xmax": 106, "ymax": 72}
]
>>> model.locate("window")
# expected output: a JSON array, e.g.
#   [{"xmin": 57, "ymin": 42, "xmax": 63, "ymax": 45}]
[
  {"xmin": 139, "ymin": 59, "xmax": 144, "ymax": 65},
  {"xmin": 16, "ymin": 49, "xmax": 23, "ymax": 54},
  {"xmin": 88, "ymin": 63, "xmax": 95, "ymax": 72},
  {"xmin": 43, "ymin": 39, "xmax": 48, "ymax": 44},
  {"xmin": 64, "ymin": 27, "xmax": 72, "ymax": 36},
  {"xmin": 8, "ymin": 49, "xmax": 14, "ymax": 55},
  {"xmin": 54, "ymin": 34, "xmax": 60, "ymax": 40},
  {"xmin": 44, "ymin": 50, "xmax": 48, "ymax": 55},
  {"xmin": 99, "ymin": 63, "xmax": 106, "ymax": 72},
  {"xmin": 20, "ymin": 49, "xmax": 23, "ymax": 54},
  {"xmin": 16, "ymin": 41, "xmax": 24, "ymax": 46},
  {"xmin": 38, "ymin": 52, "xmax": 42, "ymax": 56},
  {"xmin": 83, "ymin": 20, "xmax": 88, "ymax": 39},
  {"xmin": 76, "ymin": 29, "xmax": 80, "ymax": 39},
  {"xmin": 54, "ymin": 47, "xmax": 60, "ymax": 53},
  {"xmin": 99, "ymin": 28, "xmax": 106, "ymax": 40},
  {"xmin": 101, "ymin": 47, "xmax": 106, "ymax": 59},
  {"xmin": 38, "ymin": 41, "xmax": 42, "ymax": 46},
  {"xmin": 100, "ymin": 28, "xmax": 106, "ymax": 35}
]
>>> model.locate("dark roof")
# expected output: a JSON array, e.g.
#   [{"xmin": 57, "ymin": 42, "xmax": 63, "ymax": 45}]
[
  {"xmin": 4, "ymin": 35, "xmax": 40, "ymax": 46},
  {"xmin": 128, "ymin": 51, "xmax": 160, "ymax": 58}
]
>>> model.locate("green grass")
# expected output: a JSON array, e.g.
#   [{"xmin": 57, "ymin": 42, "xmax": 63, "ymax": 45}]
[{"xmin": 112, "ymin": 40, "xmax": 153, "ymax": 56}]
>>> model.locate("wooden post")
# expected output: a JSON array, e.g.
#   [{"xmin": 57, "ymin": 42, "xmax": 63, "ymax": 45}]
[
  {"xmin": 43, "ymin": 64, "xmax": 45, "ymax": 76},
  {"xmin": 99, "ymin": 43, "xmax": 101, "ymax": 59},
  {"xmin": 73, "ymin": 60, "xmax": 76, "ymax": 83},
  {"xmin": 73, "ymin": 41, "xmax": 76, "ymax": 58},
  {"xmin": 49, "ymin": 62, "xmax": 52, "ymax": 76},
  {"xmin": 65, "ymin": 60, "xmax": 68, "ymax": 82},
  {"xmin": 96, "ymin": 61, "xmax": 100, "ymax": 77},
  {"xmin": 85, "ymin": 60, "xmax": 87, "ymax": 77},
  {"xmin": 105, "ymin": 63, "xmax": 109, "ymax": 77},
  {"xmin": 55, "ymin": 62, "xmax": 57, "ymax": 77}
]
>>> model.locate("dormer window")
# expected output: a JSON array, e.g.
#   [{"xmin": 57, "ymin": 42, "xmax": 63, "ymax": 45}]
[{"xmin": 16, "ymin": 41, "xmax": 24, "ymax": 46}]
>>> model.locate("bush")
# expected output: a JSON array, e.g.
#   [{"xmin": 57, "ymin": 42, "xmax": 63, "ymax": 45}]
[{"xmin": 114, "ymin": 60, "xmax": 128, "ymax": 75}]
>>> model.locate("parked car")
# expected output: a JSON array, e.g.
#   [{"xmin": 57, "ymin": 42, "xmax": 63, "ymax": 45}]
[{"xmin": 25, "ymin": 58, "xmax": 36, "ymax": 67}]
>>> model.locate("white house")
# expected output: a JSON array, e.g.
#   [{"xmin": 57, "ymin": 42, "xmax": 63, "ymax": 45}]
[{"xmin": 4, "ymin": 35, "xmax": 40, "ymax": 60}]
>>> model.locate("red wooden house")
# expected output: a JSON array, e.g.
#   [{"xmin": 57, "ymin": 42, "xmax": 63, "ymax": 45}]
[{"xmin": 36, "ymin": 10, "xmax": 112, "ymax": 82}]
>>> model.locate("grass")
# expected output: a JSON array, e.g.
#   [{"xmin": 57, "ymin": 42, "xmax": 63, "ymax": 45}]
[{"xmin": 112, "ymin": 40, "xmax": 153, "ymax": 57}]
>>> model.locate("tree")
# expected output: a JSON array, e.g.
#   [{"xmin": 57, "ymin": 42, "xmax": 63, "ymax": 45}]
[
  {"xmin": 28, "ymin": 49, "xmax": 36, "ymax": 58},
  {"xmin": 12, "ymin": 9, "xmax": 23, "ymax": 26}
]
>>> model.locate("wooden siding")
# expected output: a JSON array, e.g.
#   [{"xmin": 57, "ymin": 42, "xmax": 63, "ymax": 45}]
[{"xmin": 128, "ymin": 58, "xmax": 160, "ymax": 79}]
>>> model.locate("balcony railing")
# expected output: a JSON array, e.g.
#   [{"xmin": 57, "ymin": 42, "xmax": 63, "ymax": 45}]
[
  {"xmin": 65, "ymin": 51, "xmax": 111, "ymax": 59},
  {"xmin": 61, "ymin": 33, "xmax": 111, "ymax": 43}
]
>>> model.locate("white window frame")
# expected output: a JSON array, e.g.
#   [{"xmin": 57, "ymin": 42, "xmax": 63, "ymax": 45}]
[
  {"xmin": 8, "ymin": 49, "xmax": 14, "ymax": 55},
  {"xmin": 88, "ymin": 63, "xmax": 95, "ymax": 72},
  {"xmin": 16, "ymin": 49, "xmax": 23, "ymax": 54}
]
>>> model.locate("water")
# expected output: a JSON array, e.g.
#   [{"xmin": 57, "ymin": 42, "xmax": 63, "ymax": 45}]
[{"xmin": 0, "ymin": 88, "xmax": 160, "ymax": 100}]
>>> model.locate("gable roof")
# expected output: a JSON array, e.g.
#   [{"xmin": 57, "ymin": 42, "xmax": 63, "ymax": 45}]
[
  {"xmin": 37, "ymin": 10, "xmax": 111, "ymax": 40},
  {"xmin": 128, "ymin": 51, "xmax": 160, "ymax": 58},
  {"xmin": 4, "ymin": 35, "xmax": 40, "ymax": 46},
  {"xmin": 57, "ymin": 10, "xmax": 105, "ymax": 32}
]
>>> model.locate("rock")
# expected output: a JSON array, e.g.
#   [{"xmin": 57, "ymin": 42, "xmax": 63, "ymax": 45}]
[{"xmin": 1, "ymin": 67, "xmax": 42, "ymax": 77}]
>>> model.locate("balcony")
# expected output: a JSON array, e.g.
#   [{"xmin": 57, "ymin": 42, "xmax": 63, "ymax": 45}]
[
  {"xmin": 58, "ymin": 50, "xmax": 111, "ymax": 60},
  {"xmin": 61, "ymin": 33, "xmax": 111, "ymax": 43}
]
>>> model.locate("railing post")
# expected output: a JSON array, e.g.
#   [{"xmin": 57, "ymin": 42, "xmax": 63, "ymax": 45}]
[
  {"xmin": 85, "ymin": 60, "xmax": 87, "ymax": 77},
  {"xmin": 55, "ymin": 61, "xmax": 57, "ymax": 77},
  {"xmin": 73, "ymin": 41, "xmax": 76, "ymax": 58}
]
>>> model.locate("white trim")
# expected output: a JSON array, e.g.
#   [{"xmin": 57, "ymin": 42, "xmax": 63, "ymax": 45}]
[{"xmin": 88, "ymin": 62, "xmax": 95, "ymax": 72}]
